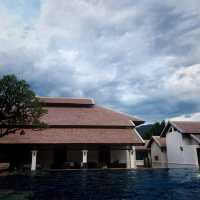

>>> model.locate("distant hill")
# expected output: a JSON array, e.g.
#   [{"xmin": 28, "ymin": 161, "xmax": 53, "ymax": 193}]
[
  {"xmin": 136, "ymin": 124, "xmax": 153, "ymax": 138},
  {"xmin": 136, "ymin": 121, "xmax": 165, "ymax": 140}
]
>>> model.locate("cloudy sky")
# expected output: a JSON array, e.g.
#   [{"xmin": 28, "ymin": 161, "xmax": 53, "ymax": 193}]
[{"xmin": 0, "ymin": 0, "xmax": 200, "ymax": 122}]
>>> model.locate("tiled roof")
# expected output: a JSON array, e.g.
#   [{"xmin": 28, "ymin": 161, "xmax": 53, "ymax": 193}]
[
  {"xmin": 135, "ymin": 140, "xmax": 150, "ymax": 151},
  {"xmin": 153, "ymin": 136, "xmax": 166, "ymax": 147},
  {"xmin": 0, "ymin": 128, "xmax": 142, "ymax": 145},
  {"xmin": 171, "ymin": 121, "xmax": 200, "ymax": 134},
  {"xmin": 41, "ymin": 105, "xmax": 143, "ymax": 127},
  {"xmin": 161, "ymin": 121, "xmax": 200, "ymax": 136},
  {"xmin": 147, "ymin": 136, "xmax": 166, "ymax": 148},
  {"xmin": 38, "ymin": 97, "xmax": 95, "ymax": 106},
  {"xmin": 0, "ymin": 97, "xmax": 144, "ymax": 145}
]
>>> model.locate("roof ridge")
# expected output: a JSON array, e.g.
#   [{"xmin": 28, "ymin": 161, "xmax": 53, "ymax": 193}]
[
  {"xmin": 38, "ymin": 96, "xmax": 95, "ymax": 105},
  {"xmin": 152, "ymin": 136, "xmax": 165, "ymax": 147},
  {"xmin": 38, "ymin": 96, "xmax": 94, "ymax": 100}
]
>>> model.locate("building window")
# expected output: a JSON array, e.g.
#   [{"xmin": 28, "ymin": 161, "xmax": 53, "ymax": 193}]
[{"xmin": 154, "ymin": 155, "xmax": 159, "ymax": 161}]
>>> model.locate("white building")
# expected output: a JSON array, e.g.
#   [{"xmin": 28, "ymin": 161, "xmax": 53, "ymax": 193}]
[
  {"xmin": 147, "ymin": 136, "xmax": 167, "ymax": 168},
  {"xmin": 161, "ymin": 121, "xmax": 200, "ymax": 168}
]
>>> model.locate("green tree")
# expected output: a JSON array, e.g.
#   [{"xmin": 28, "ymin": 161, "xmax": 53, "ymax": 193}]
[
  {"xmin": 0, "ymin": 74, "xmax": 47, "ymax": 137},
  {"xmin": 143, "ymin": 120, "xmax": 165, "ymax": 140}
]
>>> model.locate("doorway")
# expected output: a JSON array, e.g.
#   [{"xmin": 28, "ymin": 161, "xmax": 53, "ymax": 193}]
[
  {"xmin": 98, "ymin": 146, "xmax": 111, "ymax": 168},
  {"xmin": 53, "ymin": 147, "xmax": 66, "ymax": 168}
]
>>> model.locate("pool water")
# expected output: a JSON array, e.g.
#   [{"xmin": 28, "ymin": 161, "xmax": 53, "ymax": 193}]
[{"xmin": 0, "ymin": 169, "xmax": 200, "ymax": 200}]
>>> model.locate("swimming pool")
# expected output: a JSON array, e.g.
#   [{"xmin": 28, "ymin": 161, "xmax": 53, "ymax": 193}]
[{"xmin": 0, "ymin": 169, "xmax": 200, "ymax": 200}]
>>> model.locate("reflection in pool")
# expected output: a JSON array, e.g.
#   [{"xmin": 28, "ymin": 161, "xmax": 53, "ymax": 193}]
[{"xmin": 0, "ymin": 169, "xmax": 200, "ymax": 200}]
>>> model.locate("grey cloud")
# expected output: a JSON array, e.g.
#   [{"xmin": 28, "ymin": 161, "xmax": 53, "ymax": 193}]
[{"xmin": 0, "ymin": 0, "xmax": 200, "ymax": 122}]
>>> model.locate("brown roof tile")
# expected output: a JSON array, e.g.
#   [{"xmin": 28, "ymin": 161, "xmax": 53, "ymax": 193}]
[
  {"xmin": 0, "ymin": 97, "xmax": 144, "ymax": 145},
  {"xmin": 0, "ymin": 128, "xmax": 142, "ymax": 145},
  {"xmin": 135, "ymin": 140, "xmax": 150, "ymax": 150},
  {"xmin": 171, "ymin": 121, "xmax": 200, "ymax": 134},
  {"xmin": 154, "ymin": 136, "xmax": 166, "ymax": 147},
  {"xmin": 41, "ymin": 105, "xmax": 143, "ymax": 127},
  {"xmin": 38, "ymin": 97, "xmax": 95, "ymax": 106},
  {"xmin": 147, "ymin": 136, "xmax": 166, "ymax": 148}
]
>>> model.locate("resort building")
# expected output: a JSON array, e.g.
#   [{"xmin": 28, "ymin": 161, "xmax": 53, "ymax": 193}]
[
  {"xmin": 0, "ymin": 97, "xmax": 144, "ymax": 171},
  {"xmin": 147, "ymin": 136, "xmax": 167, "ymax": 168},
  {"xmin": 161, "ymin": 121, "xmax": 200, "ymax": 168},
  {"xmin": 135, "ymin": 140, "xmax": 151, "ymax": 168}
]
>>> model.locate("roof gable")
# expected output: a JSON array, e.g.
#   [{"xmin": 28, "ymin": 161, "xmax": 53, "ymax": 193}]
[
  {"xmin": 147, "ymin": 136, "xmax": 166, "ymax": 148},
  {"xmin": 161, "ymin": 121, "xmax": 200, "ymax": 136}
]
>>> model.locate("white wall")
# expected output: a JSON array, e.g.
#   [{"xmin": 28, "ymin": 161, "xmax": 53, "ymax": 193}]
[
  {"xmin": 166, "ymin": 129, "xmax": 199, "ymax": 168},
  {"xmin": 136, "ymin": 160, "xmax": 144, "ymax": 166},
  {"xmin": 151, "ymin": 142, "xmax": 167, "ymax": 168}
]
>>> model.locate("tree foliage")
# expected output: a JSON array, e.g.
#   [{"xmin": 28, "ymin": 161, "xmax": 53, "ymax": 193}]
[
  {"xmin": 142, "ymin": 121, "xmax": 166, "ymax": 140},
  {"xmin": 0, "ymin": 74, "xmax": 47, "ymax": 137}
]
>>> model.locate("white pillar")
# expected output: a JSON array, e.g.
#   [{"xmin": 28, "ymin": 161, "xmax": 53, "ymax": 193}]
[
  {"xmin": 129, "ymin": 146, "xmax": 136, "ymax": 169},
  {"xmin": 31, "ymin": 150, "xmax": 37, "ymax": 171},
  {"xmin": 126, "ymin": 150, "xmax": 130, "ymax": 168},
  {"xmin": 82, "ymin": 150, "xmax": 88, "ymax": 167}
]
